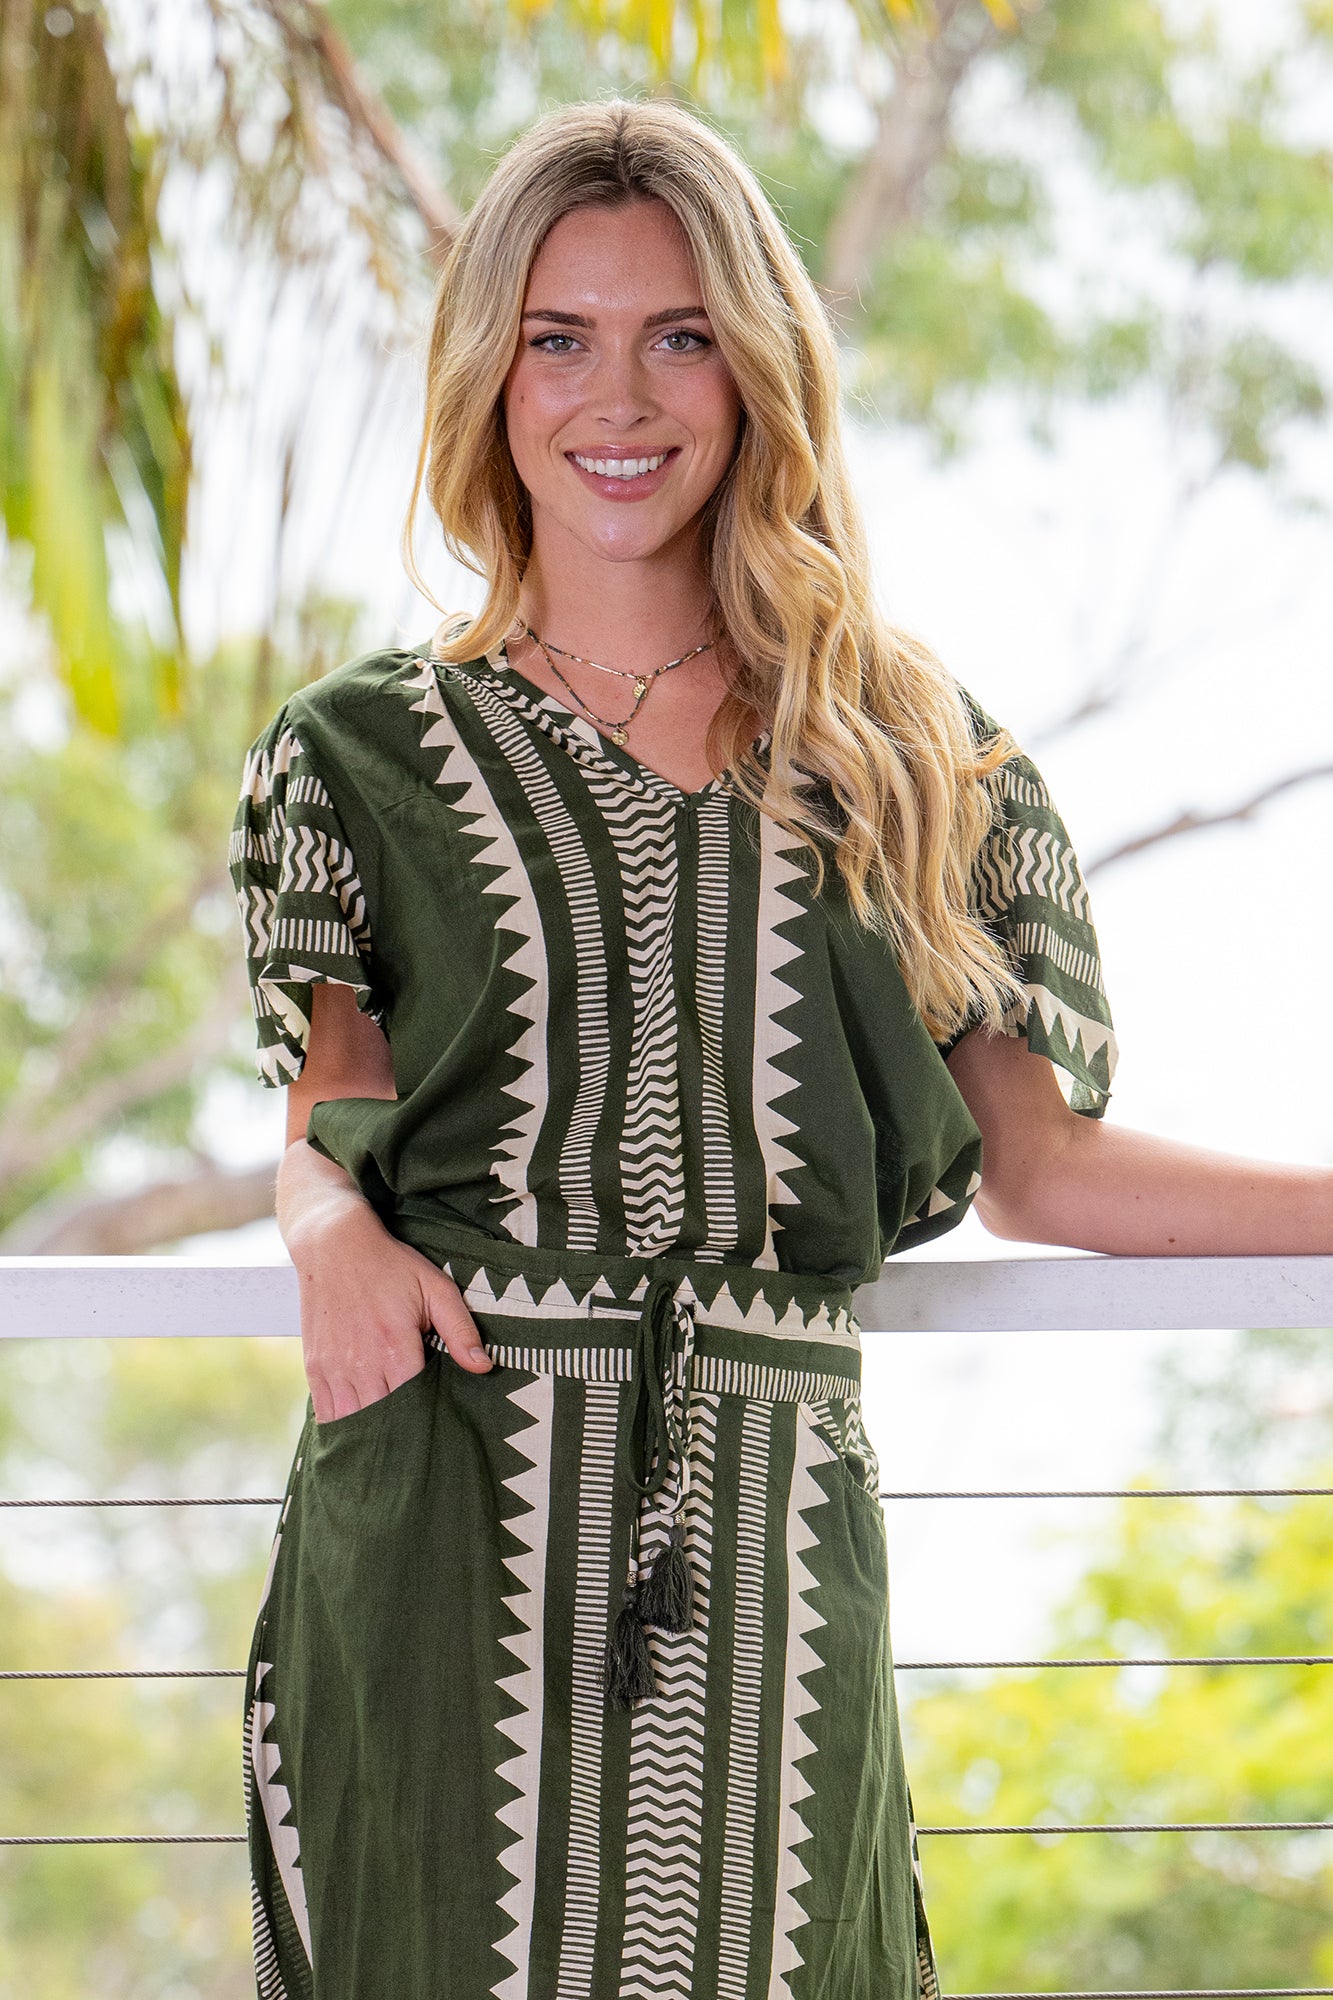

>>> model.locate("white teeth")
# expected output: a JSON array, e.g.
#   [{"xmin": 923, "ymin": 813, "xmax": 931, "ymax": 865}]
[{"xmin": 573, "ymin": 452, "xmax": 669, "ymax": 478}]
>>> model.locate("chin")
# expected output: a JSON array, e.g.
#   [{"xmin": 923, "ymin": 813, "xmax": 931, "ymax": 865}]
[{"xmin": 580, "ymin": 523, "xmax": 681, "ymax": 563}]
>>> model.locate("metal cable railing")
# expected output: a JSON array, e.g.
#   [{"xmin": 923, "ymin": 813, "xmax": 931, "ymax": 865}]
[
  {"xmin": 3, "ymin": 1252, "xmax": 1331, "ymax": 2000},
  {"xmin": 5, "ymin": 1484, "xmax": 1332, "ymax": 1507},
  {"xmin": 7, "ymin": 1653, "xmax": 1333, "ymax": 1679},
  {"xmin": 5, "ymin": 1523, "xmax": 1331, "ymax": 1837}
]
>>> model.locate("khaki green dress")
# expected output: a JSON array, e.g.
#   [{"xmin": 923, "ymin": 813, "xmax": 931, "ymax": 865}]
[{"xmin": 229, "ymin": 632, "xmax": 1115, "ymax": 2000}]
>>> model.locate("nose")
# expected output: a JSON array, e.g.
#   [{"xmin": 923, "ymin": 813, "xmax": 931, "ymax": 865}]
[{"xmin": 586, "ymin": 341, "xmax": 658, "ymax": 431}]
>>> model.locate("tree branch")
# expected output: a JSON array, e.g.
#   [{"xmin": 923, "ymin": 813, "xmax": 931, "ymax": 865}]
[
  {"xmin": 0, "ymin": 871, "xmax": 231, "ymax": 1176},
  {"xmin": 273, "ymin": 0, "xmax": 462, "ymax": 268},
  {"xmin": 0, "ymin": 1158, "xmax": 280, "ymax": 1255},
  {"xmin": 1085, "ymin": 763, "xmax": 1333, "ymax": 876},
  {"xmin": 821, "ymin": 0, "xmax": 995, "ymax": 320},
  {"xmin": 0, "ymin": 964, "xmax": 249, "ymax": 1191},
  {"xmin": 1027, "ymin": 451, "xmax": 1227, "ymax": 749}
]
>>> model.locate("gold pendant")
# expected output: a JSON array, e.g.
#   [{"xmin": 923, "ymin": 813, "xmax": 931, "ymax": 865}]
[
  {"xmin": 612, "ymin": 725, "xmax": 628, "ymax": 746},
  {"xmin": 633, "ymin": 677, "xmax": 648, "ymax": 699}
]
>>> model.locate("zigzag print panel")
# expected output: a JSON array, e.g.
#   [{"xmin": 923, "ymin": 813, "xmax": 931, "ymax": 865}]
[
  {"xmin": 277, "ymin": 823, "xmax": 371, "ymax": 947},
  {"xmin": 618, "ymin": 1389, "xmax": 716, "ymax": 1998},
  {"xmin": 1008, "ymin": 826, "xmax": 1092, "ymax": 921},
  {"xmin": 572, "ymin": 764, "xmax": 687, "ymax": 1258}
]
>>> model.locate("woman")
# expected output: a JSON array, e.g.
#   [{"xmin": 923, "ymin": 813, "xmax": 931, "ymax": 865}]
[{"xmin": 229, "ymin": 97, "xmax": 1331, "ymax": 2000}]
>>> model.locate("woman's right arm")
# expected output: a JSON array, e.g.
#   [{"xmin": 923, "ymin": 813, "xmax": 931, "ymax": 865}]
[{"xmin": 279, "ymin": 982, "xmax": 494, "ymax": 1421}]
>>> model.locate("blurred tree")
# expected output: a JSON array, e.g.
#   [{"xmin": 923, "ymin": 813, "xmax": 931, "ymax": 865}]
[
  {"xmin": 0, "ymin": 0, "xmax": 449, "ymax": 1246},
  {"xmin": 905, "ymin": 1478, "xmax": 1333, "ymax": 1989},
  {"xmin": 0, "ymin": 1332, "xmax": 308, "ymax": 1998},
  {"xmin": 0, "ymin": 0, "xmax": 1330, "ymax": 1254}
]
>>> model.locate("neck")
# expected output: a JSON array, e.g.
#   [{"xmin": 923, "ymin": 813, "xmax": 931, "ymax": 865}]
[{"xmin": 517, "ymin": 520, "xmax": 716, "ymax": 669}]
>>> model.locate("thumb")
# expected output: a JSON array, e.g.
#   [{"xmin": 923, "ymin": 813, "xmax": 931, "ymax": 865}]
[{"xmin": 425, "ymin": 1267, "xmax": 493, "ymax": 1372}]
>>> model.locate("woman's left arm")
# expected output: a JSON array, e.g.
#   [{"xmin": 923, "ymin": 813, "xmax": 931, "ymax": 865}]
[{"xmin": 947, "ymin": 1026, "xmax": 1333, "ymax": 1255}]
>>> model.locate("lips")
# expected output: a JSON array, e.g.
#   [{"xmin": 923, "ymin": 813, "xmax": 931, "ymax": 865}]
[{"xmin": 565, "ymin": 447, "xmax": 681, "ymax": 498}]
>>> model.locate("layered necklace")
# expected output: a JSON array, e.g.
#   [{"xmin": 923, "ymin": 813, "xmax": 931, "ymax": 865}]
[{"xmin": 520, "ymin": 623, "xmax": 713, "ymax": 747}]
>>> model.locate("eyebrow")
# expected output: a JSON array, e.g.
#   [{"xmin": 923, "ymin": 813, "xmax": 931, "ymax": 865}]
[{"xmin": 520, "ymin": 306, "xmax": 710, "ymax": 329}]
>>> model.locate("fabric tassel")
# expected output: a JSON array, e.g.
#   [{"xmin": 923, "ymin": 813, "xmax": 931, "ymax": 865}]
[
  {"xmin": 601, "ymin": 1586, "xmax": 658, "ymax": 1707},
  {"xmin": 635, "ymin": 1518, "xmax": 695, "ymax": 1633}
]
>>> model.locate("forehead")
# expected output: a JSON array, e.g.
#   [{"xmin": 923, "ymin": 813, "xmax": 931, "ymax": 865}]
[{"xmin": 524, "ymin": 200, "xmax": 702, "ymax": 308}]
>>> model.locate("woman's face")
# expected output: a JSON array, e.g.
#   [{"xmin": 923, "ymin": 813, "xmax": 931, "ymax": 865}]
[{"xmin": 502, "ymin": 198, "xmax": 743, "ymax": 567}]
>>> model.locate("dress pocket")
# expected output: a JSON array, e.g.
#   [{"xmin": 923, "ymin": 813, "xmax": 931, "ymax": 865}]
[
  {"xmin": 312, "ymin": 1350, "xmax": 433, "ymax": 1438},
  {"xmin": 798, "ymin": 1396, "xmax": 885, "ymax": 1519}
]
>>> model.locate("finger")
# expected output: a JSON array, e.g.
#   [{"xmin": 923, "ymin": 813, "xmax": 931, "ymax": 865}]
[
  {"xmin": 307, "ymin": 1369, "xmax": 339, "ymax": 1424},
  {"xmin": 383, "ymin": 1344, "xmax": 427, "ymax": 1394},
  {"xmin": 426, "ymin": 1270, "xmax": 492, "ymax": 1371},
  {"xmin": 324, "ymin": 1374, "xmax": 369, "ymax": 1422}
]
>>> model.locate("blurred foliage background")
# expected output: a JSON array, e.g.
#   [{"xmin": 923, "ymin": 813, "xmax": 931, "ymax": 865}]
[{"xmin": 1, "ymin": 0, "xmax": 1331, "ymax": 1991}]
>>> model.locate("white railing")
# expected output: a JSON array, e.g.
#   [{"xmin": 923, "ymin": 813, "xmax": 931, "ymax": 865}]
[
  {"xmin": 4, "ymin": 1252, "xmax": 1333, "ymax": 1339},
  {"xmin": 2, "ymin": 1252, "xmax": 1332, "ymax": 2000}
]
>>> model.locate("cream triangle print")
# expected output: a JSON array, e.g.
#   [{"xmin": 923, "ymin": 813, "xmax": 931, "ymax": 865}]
[
  {"xmin": 229, "ymin": 654, "xmax": 1112, "ymax": 1997},
  {"xmin": 555, "ymin": 1383, "xmax": 620, "ymax": 1997},
  {"xmin": 490, "ymin": 1372, "xmax": 555, "ymax": 2000},
  {"xmin": 463, "ymin": 673, "xmax": 613, "ymax": 1254},
  {"xmin": 1007, "ymin": 983, "xmax": 1118, "ymax": 1076},
  {"xmin": 767, "ymin": 1410, "xmax": 828, "ymax": 1998},
  {"xmin": 716, "ymin": 1398, "xmax": 771, "ymax": 2000},
  {"xmin": 248, "ymin": 1663, "xmax": 312, "ymax": 1966},
  {"xmin": 404, "ymin": 659, "xmax": 548, "ymax": 1245},
  {"xmin": 751, "ymin": 814, "xmax": 807, "ymax": 1269}
]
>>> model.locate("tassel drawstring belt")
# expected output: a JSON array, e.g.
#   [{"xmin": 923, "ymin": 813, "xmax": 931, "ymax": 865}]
[
  {"xmin": 386, "ymin": 1202, "xmax": 862, "ymax": 1712},
  {"xmin": 601, "ymin": 1276, "xmax": 698, "ymax": 1709}
]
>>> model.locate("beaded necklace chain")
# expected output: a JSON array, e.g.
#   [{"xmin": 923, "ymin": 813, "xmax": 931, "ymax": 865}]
[{"xmin": 522, "ymin": 623, "xmax": 713, "ymax": 747}]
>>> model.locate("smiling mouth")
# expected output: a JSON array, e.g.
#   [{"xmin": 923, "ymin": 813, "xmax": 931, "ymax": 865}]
[{"xmin": 567, "ymin": 448, "xmax": 678, "ymax": 480}]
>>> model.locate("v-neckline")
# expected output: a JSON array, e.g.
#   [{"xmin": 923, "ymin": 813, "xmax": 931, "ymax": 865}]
[{"xmin": 433, "ymin": 635, "xmax": 766, "ymax": 806}]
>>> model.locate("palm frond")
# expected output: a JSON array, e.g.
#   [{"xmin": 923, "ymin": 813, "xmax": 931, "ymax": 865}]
[{"xmin": 510, "ymin": 0, "xmax": 1026, "ymax": 88}]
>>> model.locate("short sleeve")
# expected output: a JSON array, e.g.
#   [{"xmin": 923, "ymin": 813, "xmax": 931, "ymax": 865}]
[
  {"xmin": 228, "ymin": 706, "xmax": 384, "ymax": 1087},
  {"xmin": 941, "ymin": 693, "xmax": 1119, "ymax": 1117}
]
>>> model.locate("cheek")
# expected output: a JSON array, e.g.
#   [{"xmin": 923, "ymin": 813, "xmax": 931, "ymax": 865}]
[
  {"xmin": 691, "ymin": 370, "xmax": 743, "ymax": 453},
  {"xmin": 505, "ymin": 368, "xmax": 574, "ymax": 457}
]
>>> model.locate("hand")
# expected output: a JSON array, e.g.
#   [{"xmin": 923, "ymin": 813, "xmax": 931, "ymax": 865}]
[{"xmin": 288, "ymin": 1200, "xmax": 494, "ymax": 1423}]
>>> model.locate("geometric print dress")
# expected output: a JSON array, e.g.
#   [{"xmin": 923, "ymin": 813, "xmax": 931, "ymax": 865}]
[{"xmin": 229, "ymin": 626, "xmax": 1116, "ymax": 2000}]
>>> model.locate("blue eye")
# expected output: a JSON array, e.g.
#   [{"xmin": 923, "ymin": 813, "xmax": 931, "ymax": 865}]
[
  {"xmin": 532, "ymin": 332, "xmax": 577, "ymax": 353},
  {"xmin": 660, "ymin": 330, "xmax": 709, "ymax": 352}
]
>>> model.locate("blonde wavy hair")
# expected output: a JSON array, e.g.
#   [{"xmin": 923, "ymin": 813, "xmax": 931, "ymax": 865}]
[{"xmin": 402, "ymin": 96, "xmax": 1025, "ymax": 1041}]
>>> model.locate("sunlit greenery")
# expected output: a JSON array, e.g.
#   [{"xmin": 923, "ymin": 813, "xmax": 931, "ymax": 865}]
[
  {"xmin": 0, "ymin": 1336, "xmax": 308, "ymax": 1999},
  {"xmin": 910, "ymin": 1485, "xmax": 1333, "ymax": 1988}
]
